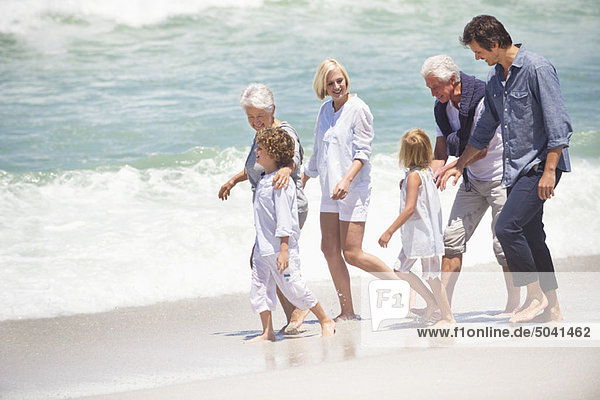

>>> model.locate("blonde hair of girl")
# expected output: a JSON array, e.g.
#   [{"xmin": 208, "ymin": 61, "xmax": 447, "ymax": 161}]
[{"xmin": 398, "ymin": 128, "xmax": 433, "ymax": 170}]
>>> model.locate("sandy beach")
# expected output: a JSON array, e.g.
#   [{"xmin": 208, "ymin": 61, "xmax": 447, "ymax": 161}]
[{"xmin": 1, "ymin": 256, "xmax": 599, "ymax": 400}]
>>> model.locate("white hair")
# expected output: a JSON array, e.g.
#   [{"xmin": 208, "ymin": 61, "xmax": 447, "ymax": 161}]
[
  {"xmin": 420, "ymin": 55, "xmax": 461, "ymax": 83},
  {"xmin": 239, "ymin": 83, "xmax": 275, "ymax": 112}
]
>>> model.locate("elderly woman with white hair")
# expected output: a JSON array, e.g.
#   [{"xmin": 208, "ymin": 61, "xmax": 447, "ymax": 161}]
[{"xmin": 218, "ymin": 83, "xmax": 308, "ymax": 332}]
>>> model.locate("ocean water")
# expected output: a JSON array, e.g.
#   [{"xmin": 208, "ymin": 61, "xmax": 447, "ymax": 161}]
[{"xmin": 1, "ymin": 0, "xmax": 599, "ymax": 321}]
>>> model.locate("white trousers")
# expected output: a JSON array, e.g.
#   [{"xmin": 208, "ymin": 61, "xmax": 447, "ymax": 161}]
[{"xmin": 250, "ymin": 252, "xmax": 317, "ymax": 314}]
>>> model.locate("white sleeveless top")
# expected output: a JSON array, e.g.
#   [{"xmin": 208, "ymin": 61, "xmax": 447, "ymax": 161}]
[{"xmin": 399, "ymin": 168, "xmax": 444, "ymax": 258}]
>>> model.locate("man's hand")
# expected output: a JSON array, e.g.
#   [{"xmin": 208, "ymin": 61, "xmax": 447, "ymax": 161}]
[
  {"xmin": 440, "ymin": 166, "xmax": 463, "ymax": 191},
  {"xmin": 538, "ymin": 170, "xmax": 556, "ymax": 200},
  {"xmin": 433, "ymin": 161, "xmax": 455, "ymax": 188}
]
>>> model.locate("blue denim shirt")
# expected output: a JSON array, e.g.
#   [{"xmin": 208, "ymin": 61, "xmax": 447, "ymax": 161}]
[{"xmin": 469, "ymin": 45, "xmax": 572, "ymax": 187}]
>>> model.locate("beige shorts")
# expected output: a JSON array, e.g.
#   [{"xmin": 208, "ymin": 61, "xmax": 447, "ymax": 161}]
[
  {"xmin": 320, "ymin": 186, "xmax": 371, "ymax": 222},
  {"xmin": 444, "ymin": 178, "xmax": 507, "ymax": 266}
]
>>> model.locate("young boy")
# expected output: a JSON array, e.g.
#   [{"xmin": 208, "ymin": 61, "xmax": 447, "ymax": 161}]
[{"xmin": 246, "ymin": 127, "xmax": 335, "ymax": 342}]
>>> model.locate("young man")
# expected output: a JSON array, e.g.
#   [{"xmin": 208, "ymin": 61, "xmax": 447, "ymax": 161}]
[{"xmin": 441, "ymin": 15, "xmax": 572, "ymax": 323}]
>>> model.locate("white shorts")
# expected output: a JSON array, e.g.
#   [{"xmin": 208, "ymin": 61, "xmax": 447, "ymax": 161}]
[
  {"xmin": 393, "ymin": 248, "xmax": 441, "ymax": 281},
  {"xmin": 250, "ymin": 252, "xmax": 317, "ymax": 314},
  {"xmin": 320, "ymin": 186, "xmax": 371, "ymax": 222}
]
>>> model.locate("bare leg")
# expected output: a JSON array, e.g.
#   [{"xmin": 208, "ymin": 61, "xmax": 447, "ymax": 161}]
[
  {"xmin": 252, "ymin": 243, "xmax": 305, "ymax": 330},
  {"xmin": 509, "ymin": 280, "xmax": 548, "ymax": 323},
  {"xmin": 244, "ymin": 310, "xmax": 276, "ymax": 343},
  {"xmin": 532, "ymin": 289, "xmax": 564, "ymax": 322},
  {"xmin": 428, "ymin": 277, "xmax": 455, "ymax": 326},
  {"xmin": 441, "ymin": 254, "xmax": 462, "ymax": 306},
  {"xmin": 287, "ymin": 308, "xmax": 310, "ymax": 330},
  {"xmin": 340, "ymin": 221, "xmax": 400, "ymax": 281},
  {"xmin": 500, "ymin": 266, "xmax": 521, "ymax": 315},
  {"xmin": 276, "ymin": 288, "xmax": 310, "ymax": 334},
  {"xmin": 310, "ymin": 302, "xmax": 336, "ymax": 337},
  {"xmin": 276, "ymin": 287, "xmax": 295, "ymax": 323},
  {"xmin": 396, "ymin": 271, "xmax": 437, "ymax": 322},
  {"xmin": 320, "ymin": 213, "xmax": 357, "ymax": 321}
]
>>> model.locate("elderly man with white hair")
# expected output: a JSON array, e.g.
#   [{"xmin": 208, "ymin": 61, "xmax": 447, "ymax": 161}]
[{"xmin": 421, "ymin": 55, "xmax": 520, "ymax": 315}]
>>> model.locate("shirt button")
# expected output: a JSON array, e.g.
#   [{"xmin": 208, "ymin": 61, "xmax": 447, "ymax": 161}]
[
  {"xmin": 504, "ymin": 108, "xmax": 508, "ymax": 111},
  {"xmin": 504, "ymin": 91, "xmax": 508, "ymax": 94},
  {"xmin": 504, "ymin": 125, "xmax": 508, "ymax": 129}
]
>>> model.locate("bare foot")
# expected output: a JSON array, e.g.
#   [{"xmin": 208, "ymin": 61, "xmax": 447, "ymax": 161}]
[
  {"xmin": 509, "ymin": 294, "xmax": 548, "ymax": 323},
  {"xmin": 493, "ymin": 305, "xmax": 520, "ymax": 318},
  {"xmin": 321, "ymin": 319, "xmax": 336, "ymax": 337},
  {"xmin": 531, "ymin": 307, "xmax": 564, "ymax": 323},
  {"xmin": 493, "ymin": 311, "xmax": 515, "ymax": 318},
  {"xmin": 502, "ymin": 303, "xmax": 520, "ymax": 314},
  {"xmin": 412, "ymin": 307, "xmax": 441, "ymax": 320},
  {"xmin": 410, "ymin": 307, "xmax": 427, "ymax": 317},
  {"xmin": 290, "ymin": 308, "xmax": 310, "ymax": 329},
  {"xmin": 420, "ymin": 306, "xmax": 440, "ymax": 324},
  {"xmin": 282, "ymin": 322, "xmax": 301, "ymax": 335},
  {"xmin": 244, "ymin": 332, "xmax": 276, "ymax": 344},
  {"xmin": 430, "ymin": 317, "xmax": 456, "ymax": 327},
  {"xmin": 334, "ymin": 313, "xmax": 361, "ymax": 322}
]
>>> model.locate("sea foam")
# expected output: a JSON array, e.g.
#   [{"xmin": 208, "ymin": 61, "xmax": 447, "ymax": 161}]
[
  {"xmin": 0, "ymin": 152, "xmax": 597, "ymax": 321},
  {"xmin": 0, "ymin": 0, "xmax": 265, "ymax": 34}
]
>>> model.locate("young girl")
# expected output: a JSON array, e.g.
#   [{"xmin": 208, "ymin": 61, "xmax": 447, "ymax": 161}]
[
  {"xmin": 247, "ymin": 127, "xmax": 335, "ymax": 342},
  {"xmin": 378, "ymin": 128, "xmax": 455, "ymax": 326}
]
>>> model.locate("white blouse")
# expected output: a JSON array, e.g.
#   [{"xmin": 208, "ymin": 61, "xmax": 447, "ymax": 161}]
[{"xmin": 305, "ymin": 95, "xmax": 373, "ymax": 198}]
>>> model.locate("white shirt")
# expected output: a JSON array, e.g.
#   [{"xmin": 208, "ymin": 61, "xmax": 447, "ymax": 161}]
[
  {"xmin": 253, "ymin": 171, "xmax": 300, "ymax": 257},
  {"xmin": 400, "ymin": 168, "xmax": 444, "ymax": 258},
  {"xmin": 436, "ymin": 98, "xmax": 503, "ymax": 181},
  {"xmin": 305, "ymin": 95, "xmax": 373, "ymax": 198}
]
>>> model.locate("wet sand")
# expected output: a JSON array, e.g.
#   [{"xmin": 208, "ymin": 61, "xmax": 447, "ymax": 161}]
[{"xmin": 1, "ymin": 256, "xmax": 599, "ymax": 399}]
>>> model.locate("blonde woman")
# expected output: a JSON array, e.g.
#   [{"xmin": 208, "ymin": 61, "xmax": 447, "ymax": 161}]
[{"xmin": 302, "ymin": 58, "xmax": 398, "ymax": 321}]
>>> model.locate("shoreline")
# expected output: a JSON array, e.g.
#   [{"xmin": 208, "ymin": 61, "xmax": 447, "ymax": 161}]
[{"xmin": 1, "ymin": 255, "xmax": 599, "ymax": 399}]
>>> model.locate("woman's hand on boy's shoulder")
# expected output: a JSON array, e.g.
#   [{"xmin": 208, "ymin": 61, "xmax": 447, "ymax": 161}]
[{"xmin": 273, "ymin": 166, "xmax": 292, "ymax": 190}]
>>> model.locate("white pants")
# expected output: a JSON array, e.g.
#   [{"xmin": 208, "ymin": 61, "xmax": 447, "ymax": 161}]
[
  {"xmin": 250, "ymin": 252, "xmax": 317, "ymax": 314},
  {"xmin": 393, "ymin": 248, "xmax": 441, "ymax": 281}
]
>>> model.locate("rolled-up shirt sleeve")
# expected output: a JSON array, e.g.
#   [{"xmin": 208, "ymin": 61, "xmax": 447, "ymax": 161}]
[
  {"xmin": 274, "ymin": 187, "xmax": 294, "ymax": 238},
  {"xmin": 534, "ymin": 65, "xmax": 572, "ymax": 149},
  {"xmin": 352, "ymin": 106, "xmax": 373, "ymax": 162}
]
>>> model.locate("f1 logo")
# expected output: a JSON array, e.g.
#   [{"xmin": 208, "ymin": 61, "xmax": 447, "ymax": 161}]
[{"xmin": 368, "ymin": 280, "xmax": 410, "ymax": 331}]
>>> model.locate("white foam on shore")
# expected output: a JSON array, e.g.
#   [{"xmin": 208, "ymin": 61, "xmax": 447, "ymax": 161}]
[
  {"xmin": 0, "ymin": 0, "xmax": 265, "ymax": 34},
  {"xmin": 0, "ymin": 155, "xmax": 598, "ymax": 321}
]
